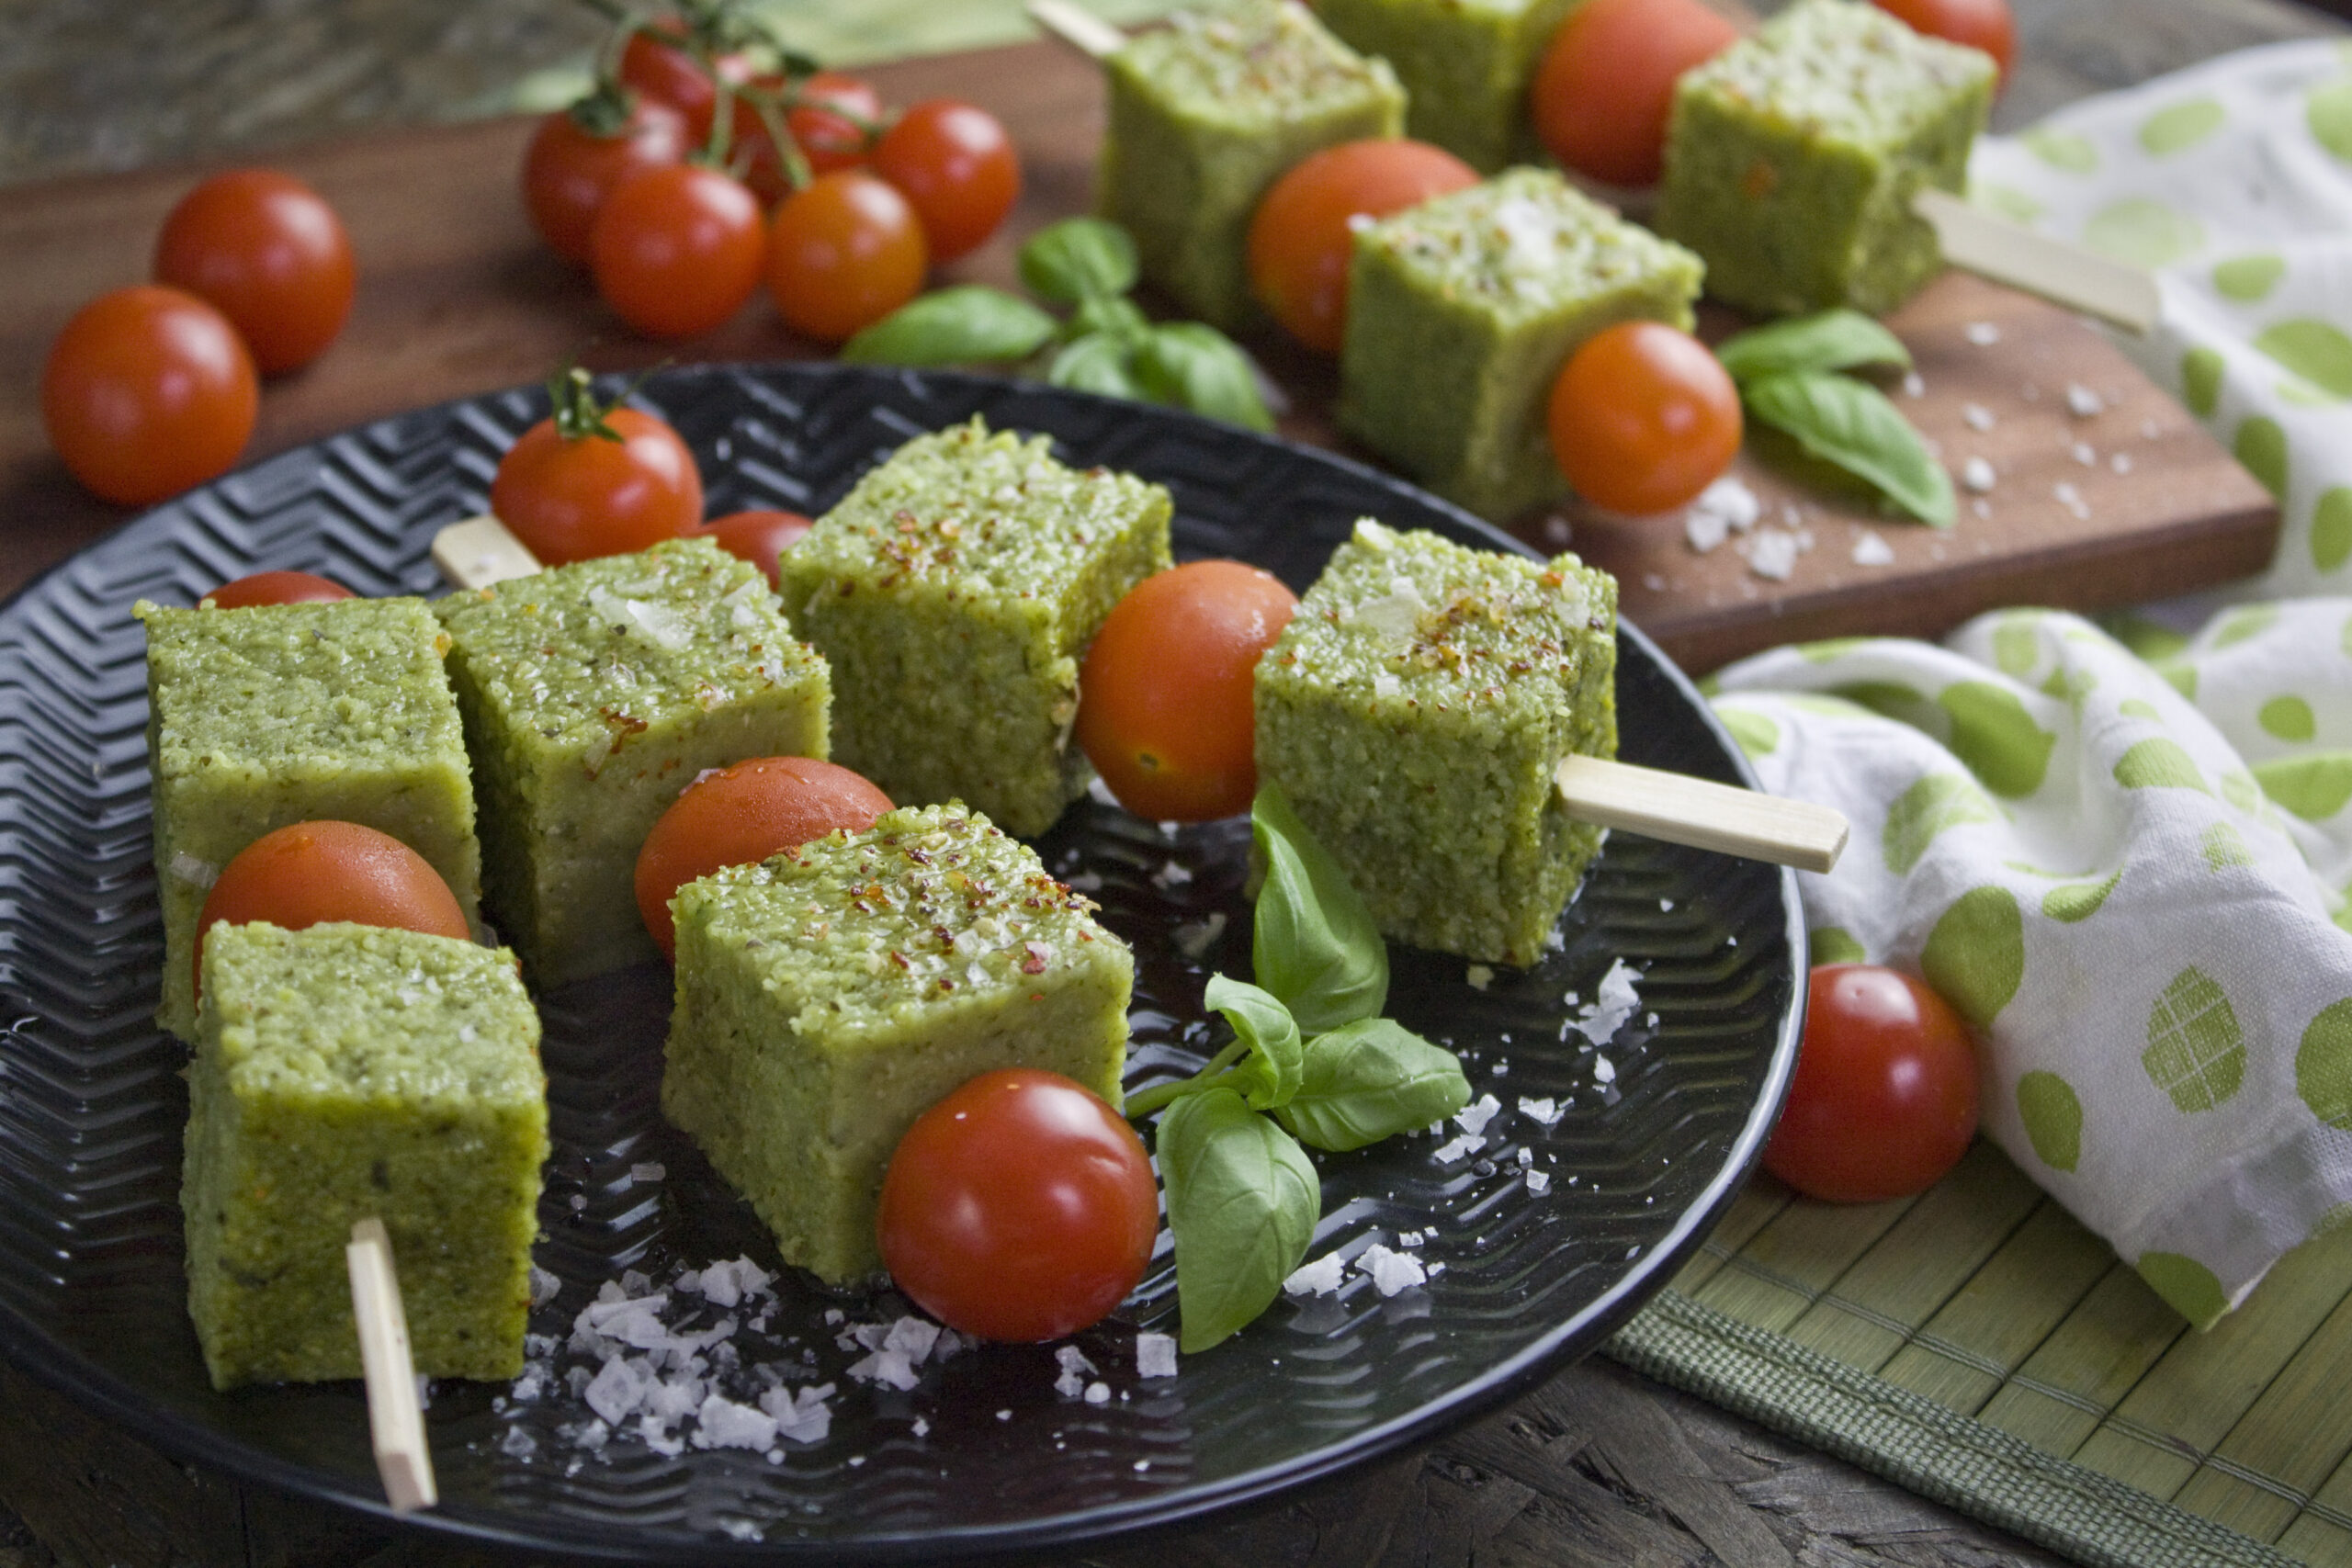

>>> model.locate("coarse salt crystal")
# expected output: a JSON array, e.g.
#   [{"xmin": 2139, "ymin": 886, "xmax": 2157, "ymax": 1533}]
[
  {"xmin": 1355, "ymin": 1244, "xmax": 1428, "ymax": 1297},
  {"xmin": 1962, "ymin": 457, "xmax": 1996, "ymax": 493},
  {"xmin": 1455, "ymin": 1093, "xmax": 1503, "ymax": 1137},
  {"xmin": 1965, "ymin": 321, "xmax": 2001, "ymax": 345},
  {"xmin": 1851, "ymin": 531, "xmax": 1895, "ymax": 567},
  {"xmin": 1685, "ymin": 508, "xmax": 1730, "ymax": 555},
  {"xmin": 1526, "ymin": 1170, "xmax": 1553, "ymax": 1195},
  {"xmin": 1744, "ymin": 529, "xmax": 1799, "ymax": 581},
  {"xmin": 2111, "ymin": 452, "xmax": 2134, "ymax": 475},
  {"xmin": 1136, "ymin": 1332, "xmax": 1178, "ymax": 1379},
  {"xmin": 1902, "ymin": 371, "xmax": 1926, "ymax": 399},
  {"xmin": 1962, "ymin": 403, "xmax": 1996, "ymax": 432},
  {"xmin": 2065, "ymin": 383, "xmax": 2106, "ymax": 418},
  {"xmin": 529, "ymin": 1266, "xmax": 562, "ymax": 1307},
  {"xmin": 694, "ymin": 1393, "xmax": 778, "ymax": 1451},
  {"xmin": 2072, "ymin": 442, "xmax": 2097, "ymax": 467},
  {"xmin": 1519, "ymin": 1096, "xmax": 1563, "ymax": 1127},
  {"xmin": 1084, "ymin": 1382, "xmax": 1113, "ymax": 1405},
  {"xmin": 1283, "ymin": 1253, "xmax": 1347, "ymax": 1296},
  {"xmin": 1593, "ymin": 1055, "xmax": 1617, "ymax": 1086}
]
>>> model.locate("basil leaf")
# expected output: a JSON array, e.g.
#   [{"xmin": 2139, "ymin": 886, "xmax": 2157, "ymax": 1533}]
[
  {"xmin": 839, "ymin": 286, "xmax": 1057, "ymax": 367},
  {"xmin": 1134, "ymin": 323, "xmax": 1276, "ymax": 433},
  {"xmin": 1204, "ymin": 973, "xmax": 1303, "ymax": 1110},
  {"xmin": 1250, "ymin": 784, "xmax": 1387, "ymax": 1034},
  {"xmin": 1019, "ymin": 218, "xmax": 1140, "ymax": 306},
  {"xmin": 1158, "ymin": 1087, "xmax": 1320, "ymax": 1352},
  {"xmin": 1743, "ymin": 370, "xmax": 1956, "ymax": 526},
  {"xmin": 1046, "ymin": 332, "xmax": 1145, "ymax": 400},
  {"xmin": 1273, "ymin": 1019, "xmax": 1472, "ymax": 1152},
  {"xmin": 1069, "ymin": 294, "xmax": 1150, "ymax": 344},
  {"xmin": 1715, "ymin": 310, "xmax": 1912, "ymax": 383}
]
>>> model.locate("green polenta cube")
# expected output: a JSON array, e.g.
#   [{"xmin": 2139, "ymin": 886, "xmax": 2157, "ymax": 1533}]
[
  {"xmin": 663, "ymin": 804, "xmax": 1132, "ymax": 1284},
  {"xmin": 1339, "ymin": 169, "xmax": 1703, "ymax": 521},
  {"xmin": 183, "ymin": 922, "xmax": 547, "ymax": 1390},
  {"xmin": 1255, "ymin": 521, "xmax": 1616, "ymax": 966},
  {"xmin": 782, "ymin": 419, "xmax": 1171, "ymax": 838},
  {"xmin": 1657, "ymin": 0, "xmax": 1995, "ymax": 316},
  {"xmin": 437, "ymin": 537, "xmax": 830, "ymax": 987},
  {"xmin": 1099, "ymin": 0, "xmax": 1404, "ymax": 332},
  {"xmin": 1313, "ymin": 0, "xmax": 1578, "ymax": 173},
  {"xmin": 137, "ymin": 597, "xmax": 483, "ymax": 1043}
]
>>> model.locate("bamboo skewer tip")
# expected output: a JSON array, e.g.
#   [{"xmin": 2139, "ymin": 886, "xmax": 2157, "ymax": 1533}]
[
  {"xmin": 432, "ymin": 514, "xmax": 543, "ymax": 591},
  {"xmin": 1026, "ymin": 0, "xmax": 1123, "ymax": 59},
  {"xmin": 347, "ymin": 1218, "xmax": 437, "ymax": 1514},
  {"xmin": 1913, "ymin": 188, "xmax": 2161, "ymax": 335},
  {"xmin": 1555, "ymin": 754, "xmax": 1848, "ymax": 874}
]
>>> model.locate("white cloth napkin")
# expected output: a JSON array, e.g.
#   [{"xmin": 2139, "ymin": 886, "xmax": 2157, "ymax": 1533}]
[{"xmin": 1706, "ymin": 42, "xmax": 2352, "ymax": 1325}]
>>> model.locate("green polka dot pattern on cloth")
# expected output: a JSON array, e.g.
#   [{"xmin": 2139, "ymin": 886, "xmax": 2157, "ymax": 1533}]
[
  {"xmin": 1713, "ymin": 599, "xmax": 2352, "ymax": 1330},
  {"xmin": 1973, "ymin": 40, "xmax": 2352, "ymax": 597}
]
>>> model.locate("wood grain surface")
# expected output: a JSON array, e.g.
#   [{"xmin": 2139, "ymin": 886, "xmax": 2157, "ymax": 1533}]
[{"xmin": 0, "ymin": 37, "xmax": 2276, "ymax": 672}]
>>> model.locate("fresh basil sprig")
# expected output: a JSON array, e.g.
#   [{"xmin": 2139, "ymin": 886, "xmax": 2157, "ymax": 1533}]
[
  {"xmin": 1714, "ymin": 309, "xmax": 1953, "ymax": 527},
  {"xmin": 840, "ymin": 217, "xmax": 1275, "ymax": 432},
  {"xmin": 1157, "ymin": 1089, "xmax": 1319, "ymax": 1354},
  {"xmin": 1273, "ymin": 1017, "xmax": 1473, "ymax": 1153},
  {"xmin": 1249, "ymin": 783, "xmax": 1387, "ymax": 1035},
  {"xmin": 1134, "ymin": 787, "xmax": 1469, "ymax": 1351}
]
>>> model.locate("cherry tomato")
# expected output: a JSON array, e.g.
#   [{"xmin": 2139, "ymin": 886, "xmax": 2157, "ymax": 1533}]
[
  {"xmin": 868, "ymin": 99, "xmax": 1021, "ymax": 263},
  {"xmin": 790, "ymin": 73, "xmax": 884, "ymax": 176},
  {"xmin": 1532, "ymin": 0, "xmax": 1740, "ymax": 187},
  {"xmin": 1872, "ymin": 0, "xmax": 2016, "ymax": 81},
  {"xmin": 1764, "ymin": 964, "xmax": 1979, "ymax": 1203},
  {"xmin": 1546, "ymin": 321, "xmax": 1742, "ymax": 515},
  {"xmin": 194, "ymin": 821, "xmax": 470, "ymax": 1000},
  {"xmin": 877, "ymin": 1068, "xmax": 1159, "ymax": 1343},
  {"xmin": 686, "ymin": 509, "xmax": 811, "ymax": 588},
  {"xmin": 42, "ymin": 285, "xmax": 258, "ymax": 507},
  {"xmin": 766, "ymin": 170, "xmax": 928, "ymax": 344},
  {"xmin": 634, "ymin": 756, "xmax": 891, "ymax": 959},
  {"xmin": 492, "ymin": 373, "xmax": 703, "ymax": 566},
  {"xmin": 153, "ymin": 168, "xmax": 356, "ymax": 376},
  {"xmin": 591, "ymin": 163, "xmax": 767, "ymax": 340},
  {"xmin": 726, "ymin": 71, "xmax": 885, "ymax": 206},
  {"xmin": 204, "ymin": 570, "xmax": 355, "ymax": 608},
  {"xmin": 523, "ymin": 95, "xmax": 691, "ymax": 264},
  {"xmin": 1247, "ymin": 140, "xmax": 1480, "ymax": 355},
  {"xmin": 1077, "ymin": 560, "xmax": 1299, "ymax": 822},
  {"xmin": 619, "ymin": 22, "xmax": 756, "ymax": 138}
]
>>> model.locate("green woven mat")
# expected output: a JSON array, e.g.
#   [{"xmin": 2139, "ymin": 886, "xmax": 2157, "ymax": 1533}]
[{"xmin": 1607, "ymin": 1143, "xmax": 2352, "ymax": 1566}]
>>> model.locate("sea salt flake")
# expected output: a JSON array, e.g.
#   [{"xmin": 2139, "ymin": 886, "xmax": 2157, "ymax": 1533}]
[
  {"xmin": 760, "ymin": 1382, "xmax": 835, "ymax": 1444},
  {"xmin": 2066, "ymin": 383, "xmax": 2106, "ymax": 418},
  {"xmin": 695, "ymin": 1393, "xmax": 778, "ymax": 1451},
  {"xmin": 2111, "ymin": 452, "xmax": 2134, "ymax": 475},
  {"xmin": 501, "ymin": 1425, "xmax": 537, "ymax": 1459},
  {"xmin": 1136, "ymin": 1333, "xmax": 1178, "ymax": 1379},
  {"xmin": 1851, "ymin": 531, "xmax": 1895, "ymax": 567},
  {"xmin": 1455, "ymin": 1093, "xmax": 1503, "ymax": 1137},
  {"xmin": 1744, "ymin": 529, "xmax": 1799, "ymax": 581},
  {"xmin": 848, "ymin": 1348, "xmax": 921, "ymax": 1392},
  {"xmin": 529, "ymin": 1266, "xmax": 562, "ymax": 1307},
  {"xmin": 1962, "ymin": 457, "xmax": 1996, "ymax": 494},
  {"xmin": 1692, "ymin": 475, "xmax": 1761, "ymax": 529},
  {"xmin": 2072, "ymin": 442, "xmax": 2097, "ymax": 467},
  {"xmin": 1283, "ymin": 1253, "xmax": 1347, "ymax": 1296},
  {"xmin": 1465, "ymin": 964, "xmax": 1494, "ymax": 992},
  {"xmin": 1685, "ymin": 508, "xmax": 1730, "ymax": 555},
  {"xmin": 1962, "ymin": 402, "xmax": 1996, "ymax": 432},
  {"xmin": 1519, "ymin": 1096, "xmax": 1563, "ymax": 1127},
  {"xmin": 1526, "ymin": 1170, "xmax": 1553, "ymax": 1195},
  {"xmin": 585, "ymin": 1357, "xmax": 652, "ymax": 1424},
  {"xmin": 1431, "ymin": 1134, "xmax": 1483, "ymax": 1162},
  {"xmin": 1355, "ymin": 1244, "xmax": 1428, "ymax": 1297},
  {"xmin": 1965, "ymin": 321, "xmax": 2001, "ymax": 346},
  {"xmin": 639, "ymin": 1416, "xmax": 685, "ymax": 1458},
  {"xmin": 1902, "ymin": 371, "xmax": 1926, "ymax": 399},
  {"xmin": 1593, "ymin": 1054, "xmax": 1617, "ymax": 1086},
  {"xmin": 1572, "ymin": 958, "xmax": 1641, "ymax": 1045}
]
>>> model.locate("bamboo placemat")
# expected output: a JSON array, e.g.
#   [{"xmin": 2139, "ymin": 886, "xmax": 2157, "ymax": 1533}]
[{"xmin": 1608, "ymin": 1143, "xmax": 2352, "ymax": 1566}]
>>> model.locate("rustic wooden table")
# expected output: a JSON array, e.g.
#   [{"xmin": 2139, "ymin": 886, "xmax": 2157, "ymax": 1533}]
[{"xmin": 0, "ymin": 1, "xmax": 2343, "ymax": 1564}]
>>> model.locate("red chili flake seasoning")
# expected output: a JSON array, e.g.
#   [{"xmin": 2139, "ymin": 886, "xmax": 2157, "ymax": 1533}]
[
  {"xmin": 895, "ymin": 511, "xmax": 921, "ymax": 533},
  {"xmin": 1020, "ymin": 942, "xmax": 1050, "ymax": 975},
  {"xmin": 888, "ymin": 950, "xmax": 910, "ymax": 970},
  {"xmin": 936, "ymin": 977, "xmax": 956, "ymax": 992}
]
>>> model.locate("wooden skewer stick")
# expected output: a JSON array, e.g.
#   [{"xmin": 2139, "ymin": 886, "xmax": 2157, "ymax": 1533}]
[
  {"xmin": 1557, "ymin": 754, "xmax": 1847, "ymax": 874},
  {"xmin": 1913, "ymin": 189, "xmax": 2161, "ymax": 334},
  {"xmin": 1028, "ymin": 0, "xmax": 1123, "ymax": 58},
  {"xmin": 433, "ymin": 515, "xmax": 544, "ymax": 591},
  {"xmin": 347, "ymin": 1218, "xmax": 438, "ymax": 1514}
]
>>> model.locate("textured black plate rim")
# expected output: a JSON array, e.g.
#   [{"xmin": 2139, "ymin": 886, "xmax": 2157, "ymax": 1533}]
[{"xmin": 0, "ymin": 363, "xmax": 1806, "ymax": 1563}]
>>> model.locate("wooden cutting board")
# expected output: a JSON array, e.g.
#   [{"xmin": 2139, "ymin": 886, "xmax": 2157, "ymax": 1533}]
[{"xmin": 0, "ymin": 37, "xmax": 2276, "ymax": 672}]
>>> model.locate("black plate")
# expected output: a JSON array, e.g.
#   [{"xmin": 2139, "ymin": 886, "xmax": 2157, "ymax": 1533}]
[{"xmin": 0, "ymin": 364, "xmax": 1802, "ymax": 1562}]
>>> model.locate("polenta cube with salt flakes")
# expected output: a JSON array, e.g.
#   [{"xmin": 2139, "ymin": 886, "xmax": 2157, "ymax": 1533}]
[
  {"xmin": 782, "ymin": 419, "xmax": 1171, "ymax": 838},
  {"xmin": 662, "ymin": 803, "xmax": 1132, "ymax": 1285},
  {"xmin": 1253, "ymin": 521, "xmax": 1617, "ymax": 967},
  {"xmin": 436, "ymin": 536, "xmax": 830, "ymax": 987},
  {"xmin": 137, "ymin": 594, "xmax": 483, "ymax": 1043}
]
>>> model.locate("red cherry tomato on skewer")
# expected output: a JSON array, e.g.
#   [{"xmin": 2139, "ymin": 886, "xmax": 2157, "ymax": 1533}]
[{"xmin": 204, "ymin": 571, "xmax": 356, "ymax": 608}]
